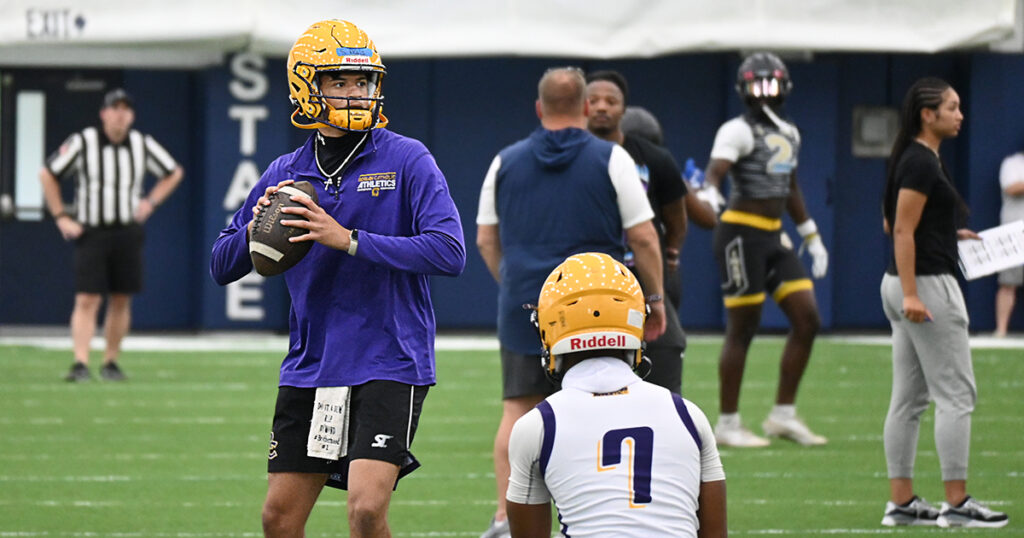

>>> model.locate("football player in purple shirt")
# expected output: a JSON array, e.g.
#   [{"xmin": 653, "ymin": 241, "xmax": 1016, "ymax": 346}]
[{"xmin": 210, "ymin": 19, "xmax": 465, "ymax": 538}]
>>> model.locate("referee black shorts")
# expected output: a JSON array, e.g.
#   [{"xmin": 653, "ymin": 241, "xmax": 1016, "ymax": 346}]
[
  {"xmin": 268, "ymin": 381, "xmax": 428, "ymax": 491},
  {"xmin": 74, "ymin": 224, "xmax": 144, "ymax": 294}
]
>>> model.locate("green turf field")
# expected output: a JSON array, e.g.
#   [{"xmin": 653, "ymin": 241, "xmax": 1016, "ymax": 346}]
[{"xmin": 0, "ymin": 337, "xmax": 1020, "ymax": 536}]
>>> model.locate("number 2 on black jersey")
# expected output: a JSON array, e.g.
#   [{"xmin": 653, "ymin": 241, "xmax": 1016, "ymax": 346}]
[{"xmin": 764, "ymin": 133, "xmax": 796, "ymax": 174}]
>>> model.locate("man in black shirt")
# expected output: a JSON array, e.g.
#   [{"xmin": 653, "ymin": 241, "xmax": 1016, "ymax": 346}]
[{"xmin": 585, "ymin": 70, "xmax": 688, "ymax": 394}]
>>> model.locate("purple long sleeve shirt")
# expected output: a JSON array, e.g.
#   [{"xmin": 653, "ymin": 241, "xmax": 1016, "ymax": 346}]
[{"xmin": 211, "ymin": 129, "xmax": 465, "ymax": 387}]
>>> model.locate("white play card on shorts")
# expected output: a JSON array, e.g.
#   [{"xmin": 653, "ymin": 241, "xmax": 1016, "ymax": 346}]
[{"xmin": 306, "ymin": 386, "xmax": 351, "ymax": 460}]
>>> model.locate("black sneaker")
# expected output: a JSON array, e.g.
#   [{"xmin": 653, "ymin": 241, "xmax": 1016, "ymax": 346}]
[
  {"xmin": 881, "ymin": 495, "xmax": 939, "ymax": 526},
  {"xmin": 64, "ymin": 362, "xmax": 92, "ymax": 382},
  {"xmin": 938, "ymin": 496, "xmax": 1009, "ymax": 528},
  {"xmin": 100, "ymin": 362, "xmax": 126, "ymax": 381}
]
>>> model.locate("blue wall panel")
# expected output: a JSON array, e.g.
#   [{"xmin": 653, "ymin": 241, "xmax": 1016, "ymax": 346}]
[
  {"xmin": 123, "ymin": 70, "xmax": 197, "ymax": 329},
  {"xmin": 832, "ymin": 54, "xmax": 891, "ymax": 328},
  {"xmin": 5, "ymin": 51, "xmax": 1024, "ymax": 333},
  {"xmin": 963, "ymin": 54, "xmax": 1024, "ymax": 333}
]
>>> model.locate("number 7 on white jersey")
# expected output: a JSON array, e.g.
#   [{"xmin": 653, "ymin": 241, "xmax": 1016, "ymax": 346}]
[{"xmin": 598, "ymin": 427, "xmax": 654, "ymax": 507}]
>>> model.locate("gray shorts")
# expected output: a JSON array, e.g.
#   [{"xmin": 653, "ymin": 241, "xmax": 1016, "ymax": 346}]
[
  {"xmin": 500, "ymin": 348, "xmax": 557, "ymax": 399},
  {"xmin": 998, "ymin": 264, "xmax": 1023, "ymax": 287}
]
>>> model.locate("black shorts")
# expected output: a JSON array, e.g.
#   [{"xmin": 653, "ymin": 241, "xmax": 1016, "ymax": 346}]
[
  {"xmin": 500, "ymin": 348, "xmax": 557, "ymax": 399},
  {"xmin": 713, "ymin": 211, "xmax": 812, "ymax": 308},
  {"xmin": 74, "ymin": 225, "xmax": 144, "ymax": 294},
  {"xmin": 267, "ymin": 381, "xmax": 429, "ymax": 491}
]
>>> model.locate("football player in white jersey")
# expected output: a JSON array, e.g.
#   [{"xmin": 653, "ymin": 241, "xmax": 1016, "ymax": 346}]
[{"xmin": 505, "ymin": 253, "xmax": 726, "ymax": 538}]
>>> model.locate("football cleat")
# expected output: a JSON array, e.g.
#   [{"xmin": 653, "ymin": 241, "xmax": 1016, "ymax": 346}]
[
  {"xmin": 762, "ymin": 414, "xmax": 827, "ymax": 446},
  {"xmin": 714, "ymin": 420, "xmax": 770, "ymax": 448},
  {"xmin": 100, "ymin": 361, "xmax": 126, "ymax": 381},
  {"xmin": 64, "ymin": 361, "xmax": 91, "ymax": 383},
  {"xmin": 479, "ymin": 516, "xmax": 510, "ymax": 538}
]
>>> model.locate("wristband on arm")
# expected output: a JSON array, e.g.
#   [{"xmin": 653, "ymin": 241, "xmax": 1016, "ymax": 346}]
[{"xmin": 796, "ymin": 218, "xmax": 819, "ymax": 239}]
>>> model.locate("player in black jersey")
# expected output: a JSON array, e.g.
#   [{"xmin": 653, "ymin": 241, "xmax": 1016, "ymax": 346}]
[
  {"xmin": 703, "ymin": 52, "xmax": 828, "ymax": 447},
  {"xmin": 585, "ymin": 70, "xmax": 689, "ymax": 394}
]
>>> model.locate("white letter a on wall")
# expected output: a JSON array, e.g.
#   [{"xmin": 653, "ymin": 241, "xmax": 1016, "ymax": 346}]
[{"xmin": 223, "ymin": 160, "xmax": 261, "ymax": 211}]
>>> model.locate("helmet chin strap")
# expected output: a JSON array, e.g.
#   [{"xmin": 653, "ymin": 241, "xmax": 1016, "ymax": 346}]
[
  {"xmin": 760, "ymin": 103, "xmax": 798, "ymax": 139},
  {"xmin": 634, "ymin": 354, "xmax": 652, "ymax": 380}
]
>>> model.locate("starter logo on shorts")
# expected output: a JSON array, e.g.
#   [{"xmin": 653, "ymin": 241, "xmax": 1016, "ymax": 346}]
[
  {"xmin": 357, "ymin": 172, "xmax": 397, "ymax": 197},
  {"xmin": 371, "ymin": 434, "xmax": 393, "ymax": 448},
  {"xmin": 268, "ymin": 432, "xmax": 279, "ymax": 460}
]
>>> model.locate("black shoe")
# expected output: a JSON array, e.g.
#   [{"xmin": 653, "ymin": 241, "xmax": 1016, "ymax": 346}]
[
  {"xmin": 100, "ymin": 362, "xmax": 126, "ymax": 381},
  {"xmin": 64, "ymin": 362, "xmax": 92, "ymax": 382}
]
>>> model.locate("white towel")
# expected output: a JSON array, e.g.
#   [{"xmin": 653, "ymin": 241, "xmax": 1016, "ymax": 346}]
[{"xmin": 306, "ymin": 386, "xmax": 351, "ymax": 460}]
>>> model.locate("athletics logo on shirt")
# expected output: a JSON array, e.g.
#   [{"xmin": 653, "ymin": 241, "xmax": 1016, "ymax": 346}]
[{"xmin": 357, "ymin": 172, "xmax": 397, "ymax": 197}]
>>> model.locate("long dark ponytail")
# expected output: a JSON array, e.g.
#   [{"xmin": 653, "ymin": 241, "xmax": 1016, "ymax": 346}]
[{"xmin": 883, "ymin": 77, "xmax": 967, "ymax": 224}]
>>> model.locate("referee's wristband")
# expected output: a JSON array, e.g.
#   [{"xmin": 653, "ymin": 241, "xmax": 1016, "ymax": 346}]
[{"xmin": 52, "ymin": 211, "xmax": 70, "ymax": 221}]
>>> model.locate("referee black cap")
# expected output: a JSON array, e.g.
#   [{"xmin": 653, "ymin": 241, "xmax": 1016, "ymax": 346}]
[{"xmin": 102, "ymin": 88, "xmax": 135, "ymax": 110}]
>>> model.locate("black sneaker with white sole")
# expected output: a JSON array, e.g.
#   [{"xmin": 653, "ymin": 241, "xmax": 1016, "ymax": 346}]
[
  {"xmin": 881, "ymin": 495, "xmax": 939, "ymax": 526},
  {"xmin": 100, "ymin": 362, "xmax": 126, "ymax": 381},
  {"xmin": 64, "ymin": 362, "xmax": 92, "ymax": 382},
  {"xmin": 938, "ymin": 496, "xmax": 1009, "ymax": 528}
]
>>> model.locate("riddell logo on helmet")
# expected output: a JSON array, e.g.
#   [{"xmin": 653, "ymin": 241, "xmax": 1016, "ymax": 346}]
[
  {"xmin": 569, "ymin": 334, "xmax": 626, "ymax": 351},
  {"xmin": 340, "ymin": 56, "xmax": 371, "ymax": 64}
]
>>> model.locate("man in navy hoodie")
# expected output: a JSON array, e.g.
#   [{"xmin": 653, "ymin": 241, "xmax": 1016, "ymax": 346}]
[{"xmin": 475, "ymin": 66, "xmax": 666, "ymax": 538}]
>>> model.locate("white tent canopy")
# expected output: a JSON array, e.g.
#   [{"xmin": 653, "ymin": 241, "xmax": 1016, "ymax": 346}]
[{"xmin": 0, "ymin": 0, "xmax": 1018, "ymax": 68}]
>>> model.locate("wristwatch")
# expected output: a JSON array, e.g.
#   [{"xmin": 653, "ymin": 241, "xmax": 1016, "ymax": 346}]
[{"xmin": 347, "ymin": 229, "xmax": 359, "ymax": 256}]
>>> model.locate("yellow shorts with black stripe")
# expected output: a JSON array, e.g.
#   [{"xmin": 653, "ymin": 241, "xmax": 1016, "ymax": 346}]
[{"xmin": 713, "ymin": 210, "xmax": 813, "ymax": 308}]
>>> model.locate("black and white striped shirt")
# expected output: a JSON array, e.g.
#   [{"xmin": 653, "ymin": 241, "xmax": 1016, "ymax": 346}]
[{"xmin": 45, "ymin": 126, "xmax": 177, "ymax": 227}]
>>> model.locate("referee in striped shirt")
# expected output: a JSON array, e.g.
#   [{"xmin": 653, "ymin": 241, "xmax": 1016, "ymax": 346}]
[{"xmin": 40, "ymin": 88, "xmax": 184, "ymax": 382}]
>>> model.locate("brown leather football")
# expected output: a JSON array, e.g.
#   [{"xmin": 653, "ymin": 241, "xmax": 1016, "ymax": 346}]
[{"xmin": 249, "ymin": 181, "xmax": 319, "ymax": 276}]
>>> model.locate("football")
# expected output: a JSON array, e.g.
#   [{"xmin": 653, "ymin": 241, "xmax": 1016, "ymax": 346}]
[{"xmin": 249, "ymin": 181, "xmax": 319, "ymax": 276}]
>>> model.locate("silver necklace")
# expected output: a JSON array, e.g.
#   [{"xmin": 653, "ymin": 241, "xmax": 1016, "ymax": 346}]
[{"xmin": 315, "ymin": 131, "xmax": 367, "ymax": 187}]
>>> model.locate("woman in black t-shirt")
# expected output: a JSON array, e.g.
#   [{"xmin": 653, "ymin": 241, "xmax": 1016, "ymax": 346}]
[{"xmin": 878, "ymin": 77, "xmax": 1008, "ymax": 529}]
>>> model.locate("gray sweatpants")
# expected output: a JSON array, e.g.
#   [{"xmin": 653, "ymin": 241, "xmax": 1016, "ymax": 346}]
[{"xmin": 880, "ymin": 273, "xmax": 977, "ymax": 481}]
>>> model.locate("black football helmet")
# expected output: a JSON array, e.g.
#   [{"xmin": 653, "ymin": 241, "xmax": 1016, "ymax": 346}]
[{"xmin": 735, "ymin": 52, "xmax": 792, "ymax": 109}]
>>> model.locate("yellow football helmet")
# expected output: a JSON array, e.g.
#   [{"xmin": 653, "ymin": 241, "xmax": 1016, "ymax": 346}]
[
  {"xmin": 287, "ymin": 19, "xmax": 389, "ymax": 132},
  {"xmin": 534, "ymin": 252, "xmax": 646, "ymax": 379}
]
